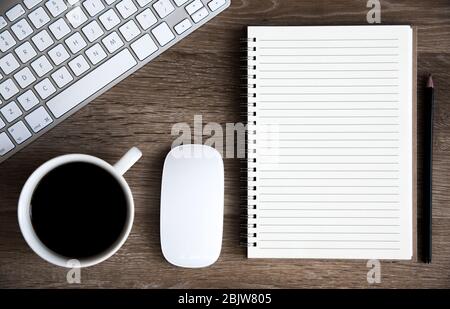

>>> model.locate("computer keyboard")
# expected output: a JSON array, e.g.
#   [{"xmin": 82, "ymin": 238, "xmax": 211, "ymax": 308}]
[{"xmin": 0, "ymin": 0, "xmax": 230, "ymax": 163}]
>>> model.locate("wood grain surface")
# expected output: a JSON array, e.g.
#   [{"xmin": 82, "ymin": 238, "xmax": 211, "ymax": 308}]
[{"xmin": 1, "ymin": 0, "xmax": 450, "ymax": 288}]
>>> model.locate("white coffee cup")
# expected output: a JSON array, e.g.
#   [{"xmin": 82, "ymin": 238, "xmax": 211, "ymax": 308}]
[{"xmin": 17, "ymin": 147, "xmax": 142, "ymax": 268}]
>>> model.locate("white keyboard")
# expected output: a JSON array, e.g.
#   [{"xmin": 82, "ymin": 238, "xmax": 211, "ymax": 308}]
[{"xmin": 0, "ymin": 0, "xmax": 230, "ymax": 163}]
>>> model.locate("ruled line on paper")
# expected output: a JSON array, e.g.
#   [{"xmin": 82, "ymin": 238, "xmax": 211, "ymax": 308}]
[
  {"xmin": 257, "ymin": 240, "xmax": 401, "ymax": 242},
  {"xmin": 256, "ymin": 122, "xmax": 400, "ymax": 126},
  {"xmin": 260, "ymin": 154, "xmax": 399, "ymax": 158},
  {"xmin": 258, "ymin": 146, "xmax": 400, "ymax": 148},
  {"xmin": 259, "ymin": 46, "xmax": 399, "ymax": 49},
  {"xmin": 261, "ymin": 141, "xmax": 399, "ymax": 143},
  {"xmin": 259, "ymin": 171, "xmax": 399, "ymax": 174},
  {"xmin": 258, "ymin": 85, "xmax": 399, "ymax": 88},
  {"xmin": 258, "ymin": 232, "xmax": 401, "ymax": 234},
  {"xmin": 257, "ymin": 248, "xmax": 401, "ymax": 250},
  {"xmin": 262, "ymin": 148, "xmax": 398, "ymax": 152},
  {"xmin": 257, "ymin": 201, "xmax": 400, "ymax": 203},
  {"xmin": 258, "ymin": 185, "xmax": 400, "ymax": 187},
  {"xmin": 258, "ymin": 216, "xmax": 400, "ymax": 219},
  {"xmin": 260, "ymin": 54, "xmax": 399, "ymax": 57},
  {"xmin": 259, "ymin": 93, "xmax": 399, "ymax": 95},
  {"xmin": 259, "ymin": 209, "xmax": 401, "ymax": 211},
  {"xmin": 260, "ymin": 39, "xmax": 400, "ymax": 41},
  {"xmin": 259, "ymin": 224, "xmax": 400, "ymax": 227},
  {"xmin": 259, "ymin": 70, "xmax": 399, "ymax": 73},
  {"xmin": 260, "ymin": 62, "xmax": 399, "ymax": 65},
  {"xmin": 261, "ymin": 162, "xmax": 399, "ymax": 165},
  {"xmin": 258, "ymin": 116, "xmax": 399, "ymax": 119},
  {"xmin": 259, "ymin": 108, "xmax": 399, "ymax": 111},
  {"xmin": 260, "ymin": 77, "xmax": 399, "ymax": 80},
  {"xmin": 260, "ymin": 138, "xmax": 399, "ymax": 141},
  {"xmin": 259, "ymin": 100, "xmax": 398, "ymax": 102},
  {"xmin": 259, "ymin": 193, "xmax": 399, "ymax": 196},
  {"xmin": 259, "ymin": 178, "xmax": 399, "ymax": 180}
]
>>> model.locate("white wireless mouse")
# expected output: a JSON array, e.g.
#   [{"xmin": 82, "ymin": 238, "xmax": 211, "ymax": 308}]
[{"xmin": 160, "ymin": 144, "xmax": 224, "ymax": 268}]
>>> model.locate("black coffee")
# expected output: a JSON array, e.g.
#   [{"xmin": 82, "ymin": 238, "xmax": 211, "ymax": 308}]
[{"xmin": 31, "ymin": 162, "xmax": 128, "ymax": 259}]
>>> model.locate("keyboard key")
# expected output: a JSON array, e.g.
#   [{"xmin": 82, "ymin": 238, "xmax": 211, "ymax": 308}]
[
  {"xmin": 0, "ymin": 118, "xmax": 4, "ymax": 129},
  {"xmin": 131, "ymin": 34, "xmax": 158, "ymax": 60},
  {"xmin": 48, "ymin": 44, "xmax": 70, "ymax": 65},
  {"xmin": 105, "ymin": 0, "xmax": 117, "ymax": 3},
  {"xmin": 1, "ymin": 101, "xmax": 22, "ymax": 122},
  {"xmin": 65, "ymin": 32, "xmax": 87, "ymax": 54},
  {"xmin": 0, "ymin": 133, "xmax": 15, "ymax": 156},
  {"xmin": 15, "ymin": 42, "xmax": 38, "ymax": 63},
  {"xmin": 152, "ymin": 22, "xmax": 175, "ymax": 47},
  {"xmin": 119, "ymin": 20, "xmax": 141, "ymax": 42},
  {"xmin": 28, "ymin": 7, "xmax": 51, "ymax": 29},
  {"xmin": 32, "ymin": 30, "xmax": 54, "ymax": 51},
  {"xmin": 31, "ymin": 55, "xmax": 53, "ymax": 77},
  {"xmin": 102, "ymin": 32, "xmax": 124, "ymax": 53},
  {"xmin": 49, "ymin": 18, "xmax": 71, "ymax": 40},
  {"xmin": 51, "ymin": 67, "xmax": 73, "ymax": 88},
  {"xmin": 11, "ymin": 19, "xmax": 34, "ymax": 41},
  {"xmin": 0, "ymin": 79, "xmax": 19, "ymax": 100},
  {"xmin": 83, "ymin": 0, "xmax": 105, "ymax": 17},
  {"xmin": 66, "ymin": 6, "xmax": 88, "ymax": 28},
  {"xmin": 6, "ymin": 4, "xmax": 25, "ymax": 22},
  {"xmin": 116, "ymin": 0, "xmax": 138, "ymax": 19},
  {"xmin": 35, "ymin": 78, "xmax": 56, "ymax": 99},
  {"xmin": 191, "ymin": 7, "xmax": 209, "ymax": 23},
  {"xmin": 69, "ymin": 55, "xmax": 90, "ymax": 76},
  {"xmin": 208, "ymin": 0, "xmax": 226, "ymax": 11},
  {"xmin": 174, "ymin": 18, "xmax": 192, "ymax": 35},
  {"xmin": 17, "ymin": 90, "xmax": 40, "ymax": 111},
  {"xmin": 45, "ymin": 0, "xmax": 68, "ymax": 17},
  {"xmin": 174, "ymin": 0, "xmax": 189, "ymax": 6},
  {"xmin": 136, "ymin": 9, "xmax": 157, "ymax": 30},
  {"xmin": 186, "ymin": 0, "xmax": 203, "ymax": 15},
  {"xmin": 0, "ymin": 17, "xmax": 7, "ymax": 30},
  {"xmin": 153, "ymin": 0, "xmax": 175, "ymax": 18},
  {"xmin": 25, "ymin": 106, "xmax": 53, "ymax": 133},
  {"xmin": 0, "ymin": 53, "xmax": 20, "ymax": 75},
  {"xmin": 24, "ymin": 0, "xmax": 44, "ymax": 9},
  {"xmin": 85, "ymin": 43, "xmax": 107, "ymax": 65},
  {"xmin": 68, "ymin": 0, "xmax": 80, "ymax": 4},
  {"xmin": 8, "ymin": 121, "xmax": 32, "ymax": 144},
  {"xmin": 0, "ymin": 30, "xmax": 17, "ymax": 52},
  {"xmin": 47, "ymin": 49, "xmax": 137, "ymax": 118},
  {"xmin": 99, "ymin": 9, "xmax": 121, "ymax": 31},
  {"xmin": 82, "ymin": 20, "xmax": 104, "ymax": 42},
  {"xmin": 14, "ymin": 67, "xmax": 36, "ymax": 88}
]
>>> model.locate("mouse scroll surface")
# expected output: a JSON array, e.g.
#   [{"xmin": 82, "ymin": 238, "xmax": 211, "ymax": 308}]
[{"xmin": 160, "ymin": 145, "xmax": 224, "ymax": 268}]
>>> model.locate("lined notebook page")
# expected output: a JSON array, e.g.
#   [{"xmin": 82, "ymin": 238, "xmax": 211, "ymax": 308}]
[{"xmin": 247, "ymin": 26, "xmax": 413, "ymax": 259}]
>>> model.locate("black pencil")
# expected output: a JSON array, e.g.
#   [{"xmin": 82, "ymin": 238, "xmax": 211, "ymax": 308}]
[{"xmin": 424, "ymin": 75, "xmax": 434, "ymax": 263}]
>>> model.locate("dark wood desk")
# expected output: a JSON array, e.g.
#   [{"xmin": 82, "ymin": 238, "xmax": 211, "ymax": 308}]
[{"xmin": 1, "ymin": 0, "xmax": 450, "ymax": 288}]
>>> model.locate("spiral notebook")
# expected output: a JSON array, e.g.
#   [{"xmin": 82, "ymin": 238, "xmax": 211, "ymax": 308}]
[{"xmin": 246, "ymin": 26, "xmax": 417, "ymax": 259}]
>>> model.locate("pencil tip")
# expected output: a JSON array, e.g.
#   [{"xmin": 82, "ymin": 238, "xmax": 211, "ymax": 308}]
[{"xmin": 427, "ymin": 75, "xmax": 434, "ymax": 88}]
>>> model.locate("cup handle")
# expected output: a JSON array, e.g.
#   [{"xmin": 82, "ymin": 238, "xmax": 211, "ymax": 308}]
[{"xmin": 114, "ymin": 147, "xmax": 143, "ymax": 176}]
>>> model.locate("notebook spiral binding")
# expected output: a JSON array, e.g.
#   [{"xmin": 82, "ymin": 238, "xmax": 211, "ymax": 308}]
[{"xmin": 239, "ymin": 36, "xmax": 258, "ymax": 248}]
